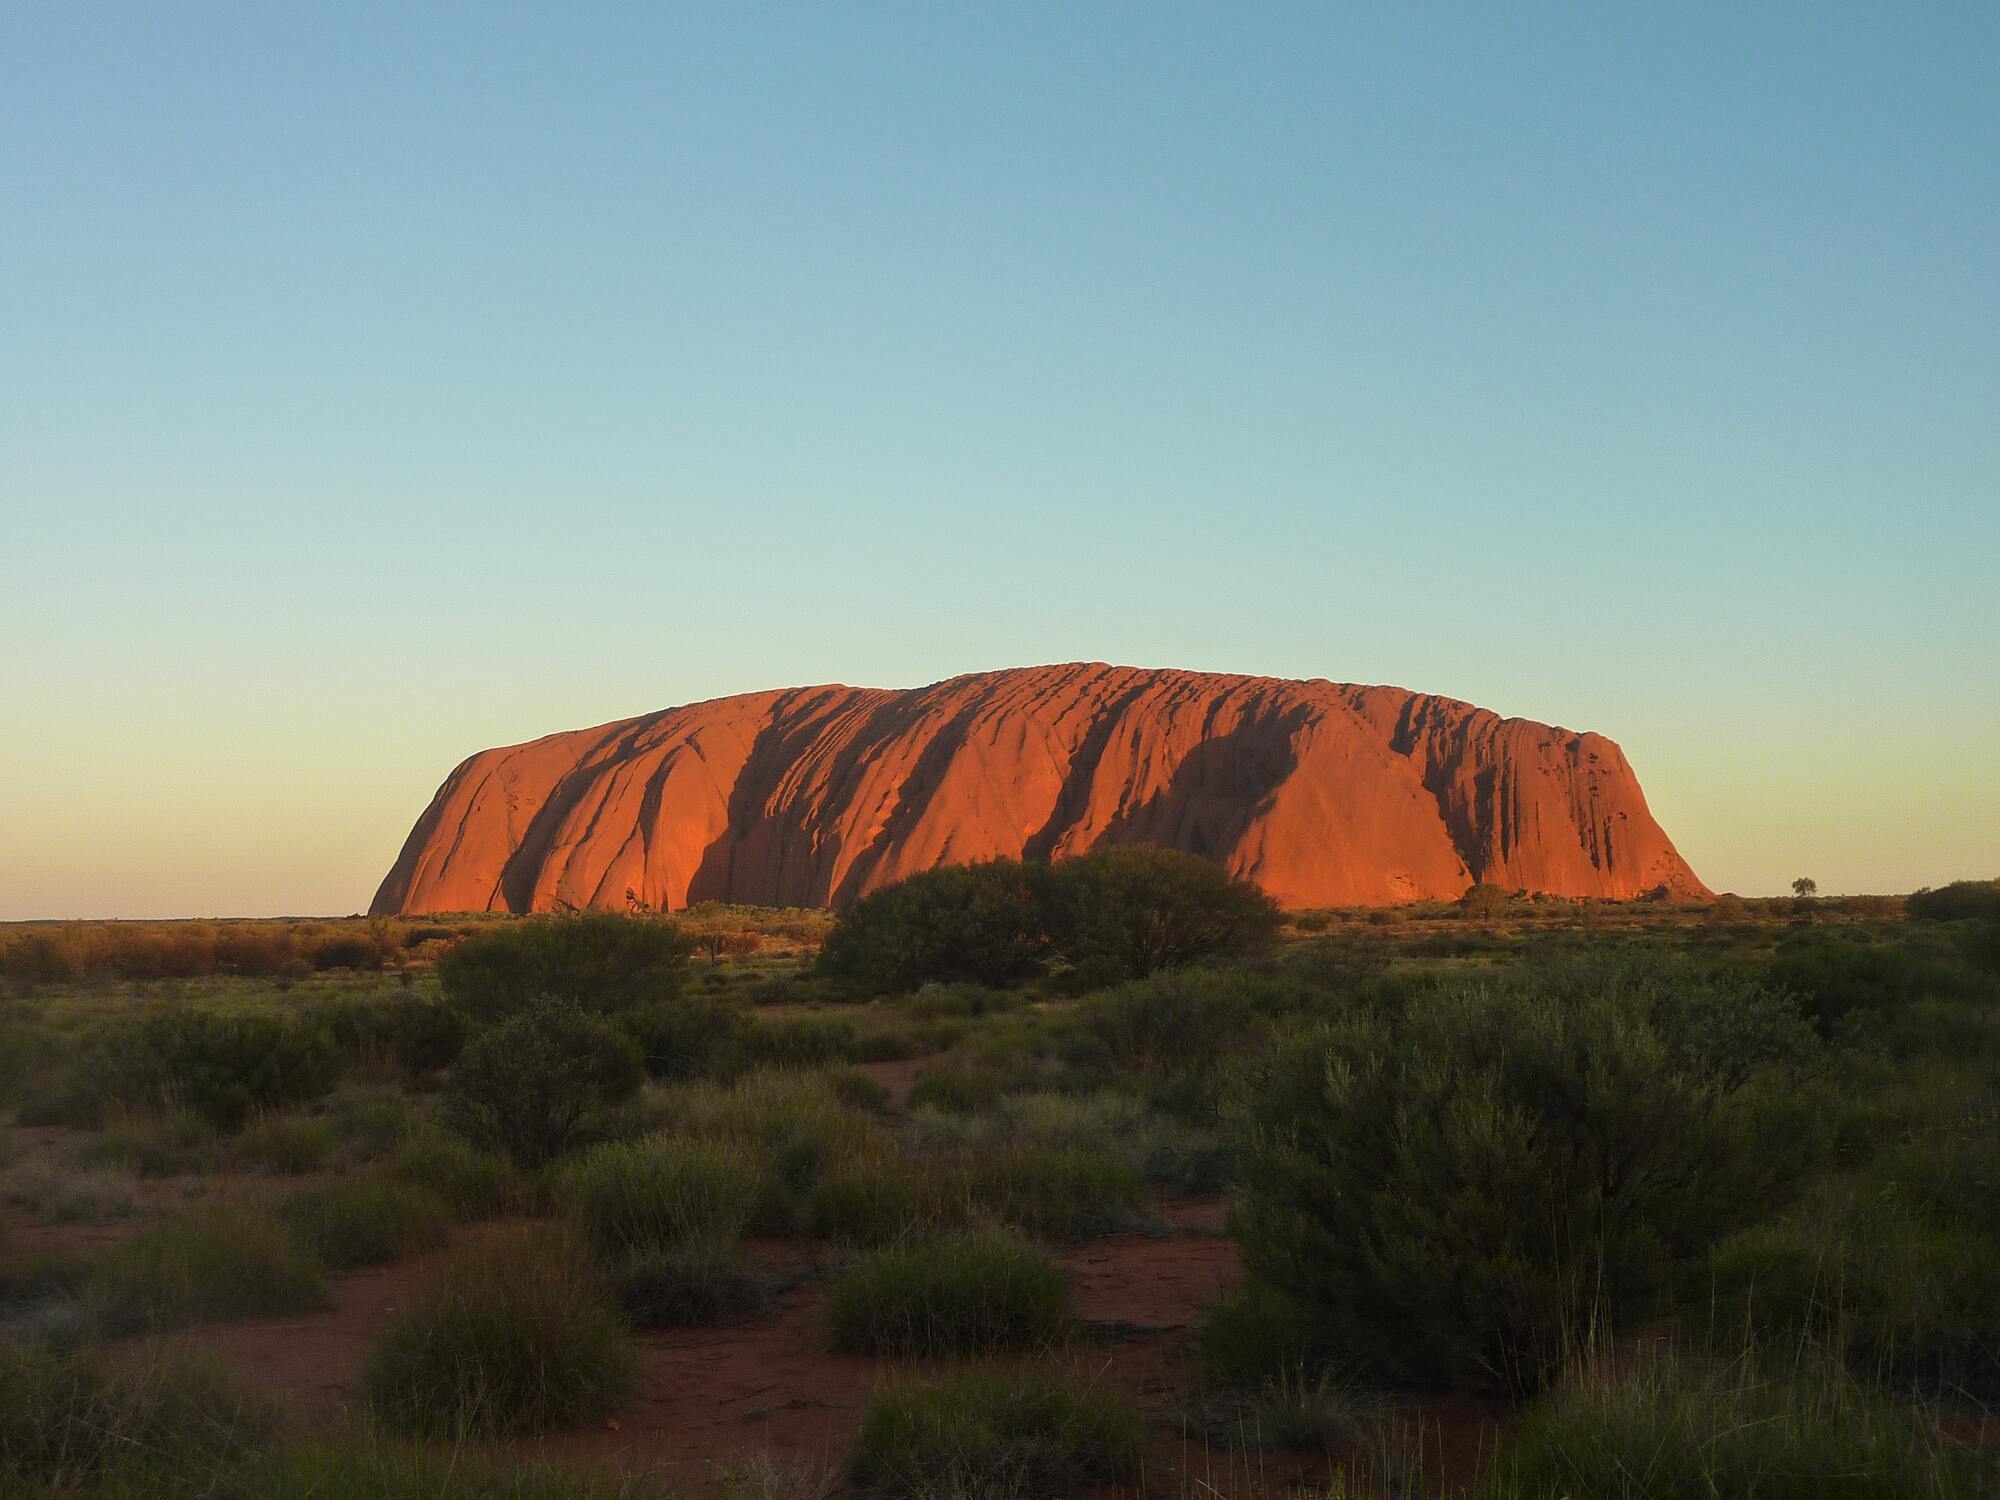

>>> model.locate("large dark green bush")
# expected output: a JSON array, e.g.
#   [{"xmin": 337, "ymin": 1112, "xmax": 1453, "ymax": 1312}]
[
  {"xmin": 620, "ymin": 994, "xmax": 750, "ymax": 1079},
  {"xmin": 819, "ymin": 859, "xmax": 1050, "ymax": 994},
  {"xmin": 1231, "ymin": 957, "xmax": 1824, "ymax": 1390},
  {"xmin": 307, "ymin": 993, "xmax": 465, "ymax": 1076},
  {"xmin": 1758, "ymin": 931, "xmax": 1997, "ymax": 1034},
  {"xmin": 443, "ymin": 1000, "xmax": 643, "ymax": 1166},
  {"xmin": 1906, "ymin": 878, "xmax": 2000, "ymax": 923},
  {"xmin": 105, "ymin": 1009, "xmax": 342, "ymax": 1129},
  {"xmin": 437, "ymin": 913, "xmax": 693, "ymax": 1022},
  {"xmin": 1038, "ymin": 847, "xmax": 1282, "ymax": 982}
]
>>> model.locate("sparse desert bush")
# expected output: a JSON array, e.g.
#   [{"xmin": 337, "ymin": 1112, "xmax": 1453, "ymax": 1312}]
[
  {"xmin": 444, "ymin": 999, "xmax": 644, "ymax": 1167},
  {"xmin": 85, "ymin": 1205, "xmax": 327, "ymax": 1332},
  {"xmin": 1457, "ymin": 881, "xmax": 1514, "ymax": 918},
  {"xmin": 850, "ymin": 1371, "xmax": 1142, "ymax": 1500},
  {"xmin": 827, "ymin": 1230, "xmax": 1069, "ymax": 1355},
  {"xmin": 907, "ymin": 1060, "xmax": 1013, "ymax": 1114},
  {"xmin": 818, "ymin": 859, "xmax": 1051, "ymax": 994},
  {"xmin": 897, "ymin": 982, "xmax": 1032, "ymax": 1019},
  {"xmin": 103, "ymin": 1007, "xmax": 343, "ymax": 1128},
  {"xmin": 380, "ymin": 1129, "xmax": 513, "ymax": 1218},
  {"xmin": 282, "ymin": 1174, "xmax": 454, "ymax": 1268},
  {"xmin": 82, "ymin": 1107, "xmax": 220, "ymax": 1176},
  {"xmin": 1473, "ymin": 1355, "xmax": 1989, "ymax": 1500},
  {"xmin": 728, "ymin": 1015, "xmax": 859, "ymax": 1071},
  {"xmin": 234, "ymin": 1113, "xmax": 338, "ymax": 1174},
  {"xmin": 963, "ymin": 1142, "xmax": 1149, "ymax": 1239},
  {"xmin": 1037, "ymin": 846, "xmax": 1282, "ymax": 982},
  {"xmin": 808, "ymin": 1162, "xmax": 970, "ymax": 1245},
  {"xmin": 564, "ymin": 1136, "xmax": 767, "ymax": 1256},
  {"xmin": 1232, "ymin": 957, "xmax": 1826, "ymax": 1390},
  {"xmin": 438, "ymin": 912, "xmax": 694, "ymax": 1022},
  {"xmin": 363, "ymin": 1224, "xmax": 635, "ymax": 1438},
  {"xmin": 1758, "ymin": 931, "xmax": 1997, "ymax": 1034},
  {"xmin": 324, "ymin": 1082, "xmax": 420, "ymax": 1158},
  {"xmin": 621, "ymin": 994, "xmax": 751, "ymax": 1079},
  {"xmin": 243, "ymin": 1439, "xmax": 647, "ymax": 1498},
  {"xmin": 307, "ymin": 992, "xmax": 465, "ymax": 1077},
  {"xmin": 1907, "ymin": 878, "xmax": 2000, "ymax": 924},
  {"xmin": 1199, "ymin": 1279, "xmax": 1334, "ymax": 1391},
  {"xmin": 613, "ymin": 1237, "xmax": 767, "ymax": 1327},
  {"xmin": 1073, "ymin": 966, "xmax": 1288, "ymax": 1075},
  {"xmin": 647, "ymin": 1070, "xmax": 875, "ymax": 1206},
  {"xmin": 2, "ymin": 1159, "xmax": 136, "ymax": 1223},
  {"xmin": 0, "ymin": 1341, "xmax": 277, "ymax": 1498}
]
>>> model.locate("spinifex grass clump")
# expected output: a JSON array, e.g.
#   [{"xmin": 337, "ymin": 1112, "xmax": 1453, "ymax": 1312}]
[
  {"xmin": 443, "ymin": 999, "xmax": 643, "ymax": 1167},
  {"xmin": 1474, "ymin": 1354, "xmax": 1990, "ymax": 1500},
  {"xmin": 0, "ymin": 1342, "xmax": 277, "ymax": 1498},
  {"xmin": 363, "ymin": 1223, "xmax": 635, "ymax": 1438},
  {"xmin": 564, "ymin": 1136, "xmax": 767, "ymax": 1254},
  {"xmin": 850, "ymin": 1370, "xmax": 1143, "ymax": 1500},
  {"xmin": 85, "ymin": 1204, "xmax": 327, "ymax": 1333},
  {"xmin": 281, "ymin": 1173, "xmax": 453, "ymax": 1268},
  {"xmin": 827, "ymin": 1230, "xmax": 1070, "ymax": 1355}
]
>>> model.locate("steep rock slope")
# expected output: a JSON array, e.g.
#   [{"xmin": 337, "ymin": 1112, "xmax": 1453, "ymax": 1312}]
[{"xmin": 371, "ymin": 664, "xmax": 1707, "ymax": 914}]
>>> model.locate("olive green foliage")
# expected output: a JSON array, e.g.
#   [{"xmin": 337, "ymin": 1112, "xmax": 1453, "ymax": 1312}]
[
  {"xmin": 444, "ymin": 999, "xmax": 643, "ymax": 1166},
  {"xmin": 850, "ymin": 1372, "xmax": 1143, "ymax": 1500},
  {"xmin": 241, "ymin": 1442, "xmax": 647, "ymax": 1499},
  {"xmin": 612, "ymin": 1238, "xmax": 766, "ymax": 1327},
  {"xmin": 819, "ymin": 858, "xmax": 1050, "ymax": 994},
  {"xmin": 620, "ymin": 994, "xmax": 750, "ymax": 1078},
  {"xmin": 437, "ymin": 912, "xmax": 694, "ymax": 1022},
  {"xmin": 85, "ymin": 1206, "xmax": 328, "ymax": 1333},
  {"xmin": 1475, "ymin": 1356, "xmax": 1990, "ymax": 1500},
  {"xmin": 1232, "ymin": 957, "xmax": 1824, "ymax": 1390},
  {"xmin": 1759, "ymin": 931, "xmax": 1999, "ymax": 1034},
  {"xmin": 363, "ymin": 1225, "xmax": 635, "ymax": 1438},
  {"xmin": 282, "ymin": 1174, "xmax": 453, "ymax": 1268},
  {"xmin": 307, "ymin": 992, "xmax": 465, "ymax": 1076},
  {"xmin": 105, "ymin": 1008, "xmax": 342, "ymax": 1128},
  {"xmin": 564, "ymin": 1136, "xmax": 767, "ymax": 1256},
  {"xmin": 233, "ymin": 1113, "xmax": 337, "ymax": 1174},
  {"xmin": 1036, "ymin": 846, "xmax": 1282, "ymax": 982},
  {"xmin": 83, "ymin": 1108, "xmax": 219, "ymax": 1176},
  {"xmin": 1458, "ymin": 881, "xmax": 1514, "ymax": 917},
  {"xmin": 380, "ymin": 1130, "xmax": 513, "ymax": 1218},
  {"xmin": 827, "ymin": 1231, "xmax": 1070, "ymax": 1355},
  {"xmin": 0, "ymin": 1342, "xmax": 277, "ymax": 1498},
  {"xmin": 1907, "ymin": 878, "xmax": 2000, "ymax": 923}
]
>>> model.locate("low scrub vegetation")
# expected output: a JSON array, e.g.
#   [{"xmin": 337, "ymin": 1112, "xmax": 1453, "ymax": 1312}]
[
  {"xmin": 281, "ymin": 1174, "xmax": 454, "ymax": 1268},
  {"xmin": 827, "ymin": 1231, "xmax": 1069, "ymax": 1355},
  {"xmin": 363, "ymin": 1225, "xmax": 635, "ymax": 1438},
  {"xmin": 437, "ymin": 911, "xmax": 694, "ymax": 1021},
  {"xmin": 443, "ymin": 999, "xmax": 644, "ymax": 1166},
  {"xmin": 849, "ymin": 1371, "xmax": 1143, "ymax": 1500},
  {"xmin": 84, "ymin": 1205, "xmax": 328, "ymax": 1333}
]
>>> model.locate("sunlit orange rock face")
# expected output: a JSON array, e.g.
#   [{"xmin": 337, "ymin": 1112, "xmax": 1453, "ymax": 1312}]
[{"xmin": 371, "ymin": 664, "xmax": 1708, "ymax": 915}]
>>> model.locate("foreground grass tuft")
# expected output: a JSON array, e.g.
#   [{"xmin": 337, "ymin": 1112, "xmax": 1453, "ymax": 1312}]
[
  {"xmin": 850, "ymin": 1370, "xmax": 1143, "ymax": 1499},
  {"xmin": 85, "ymin": 1205, "xmax": 327, "ymax": 1332},
  {"xmin": 363, "ymin": 1223, "xmax": 635, "ymax": 1438},
  {"xmin": 828, "ymin": 1231, "xmax": 1069, "ymax": 1356},
  {"xmin": 281, "ymin": 1173, "xmax": 454, "ymax": 1268}
]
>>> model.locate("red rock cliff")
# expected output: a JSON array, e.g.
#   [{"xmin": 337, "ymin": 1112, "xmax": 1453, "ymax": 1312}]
[{"xmin": 371, "ymin": 664, "xmax": 1708, "ymax": 914}]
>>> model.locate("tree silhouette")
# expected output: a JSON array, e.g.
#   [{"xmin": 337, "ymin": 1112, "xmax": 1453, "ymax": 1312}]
[{"xmin": 1791, "ymin": 877, "xmax": 1818, "ymax": 900}]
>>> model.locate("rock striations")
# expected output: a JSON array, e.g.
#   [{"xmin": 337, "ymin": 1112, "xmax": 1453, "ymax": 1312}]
[{"xmin": 372, "ymin": 664, "xmax": 1707, "ymax": 915}]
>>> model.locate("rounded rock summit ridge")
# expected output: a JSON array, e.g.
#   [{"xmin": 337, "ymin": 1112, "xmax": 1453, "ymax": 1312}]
[{"xmin": 371, "ymin": 663, "xmax": 1708, "ymax": 915}]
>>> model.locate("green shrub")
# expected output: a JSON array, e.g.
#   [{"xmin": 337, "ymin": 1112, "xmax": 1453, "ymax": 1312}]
[
  {"xmin": 1074, "ymin": 966, "xmax": 1281, "ymax": 1074},
  {"xmin": 1907, "ymin": 879, "xmax": 2000, "ymax": 923},
  {"xmin": 828, "ymin": 1066, "xmax": 893, "ymax": 1112},
  {"xmin": 104, "ymin": 1008, "xmax": 343, "ymax": 1128},
  {"xmin": 1232, "ymin": 957, "xmax": 1825, "ymax": 1390},
  {"xmin": 0, "ymin": 1342, "xmax": 276, "ymax": 1497},
  {"xmin": 612, "ymin": 1237, "xmax": 766, "ymax": 1327},
  {"xmin": 1199, "ymin": 1279, "xmax": 1329, "ymax": 1390},
  {"xmin": 729, "ymin": 1015, "xmax": 858, "ymax": 1070},
  {"xmin": 241, "ymin": 1440, "xmax": 643, "ymax": 1499},
  {"xmin": 363, "ymin": 1224, "xmax": 635, "ymax": 1438},
  {"xmin": 1759, "ymin": 932, "xmax": 1997, "ymax": 1034},
  {"xmin": 850, "ymin": 1371, "xmax": 1142, "ymax": 1499},
  {"xmin": 323, "ymin": 1083, "xmax": 419, "ymax": 1158},
  {"xmin": 907, "ymin": 1061, "xmax": 1012, "ymax": 1114},
  {"xmin": 438, "ymin": 913, "xmax": 693, "ymax": 1022},
  {"xmin": 1038, "ymin": 846, "xmax": 1282, "ymax": 982},
  {"xmin": 648, "ymin": 1070, "xmax": 875, "ymax": 1200},
  {"xmin": 1474, "ymin": 1356, "xmax": 1989, "ymax": 1499},
  {"xmin": 564, "ymin": 1136, "xmax": 766, "ymax": 1256},
  {"xmin": 282, "ymin": 1175, "xmax": 453, "ymax": 1268},
  {"xmin": 83, "ymin": 1108, "xmax": 220, "ymax": 1176},
  {"xmin": 809, "ymin": 1163, "xmax": 969, "ymax": 1245},
  {"xmin": 307, "ymin": 993, "xmax": 465, "ymax": 1076},
  {"xmin": 444, "ymin": 1000, "xmax": 644, "ymax": 1167},
  {"xmin": 828, "ymin": 1230, "xmax": 1069, "ymax": 1355},
  {"xmin": 819, "ymin": 859, "xmax": 1051, "ymax": 994},
  {"xmin": 235, "ymin": 1113, "xmax": 337, "ymax": 1174},
  {"xmin": 380, "ymin": 1130, "xmax": 512, "ymax": 1218},
  {"xmin": 621, "ymin": 995, "xmax": 750, "ymax": 1079},
  {"xmin": 86, "ymin": 1205, "xmax": 327, "ymax": 1332},
  {"xmin": 966, "ymin": 1143, "xmax": 1148, "ymax": 1239}
]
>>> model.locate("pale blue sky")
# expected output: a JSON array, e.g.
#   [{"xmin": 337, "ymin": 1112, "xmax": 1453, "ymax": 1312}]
[{"xmin": 3, "ymin": 4, "xmax": 1995, "ymax": 917}]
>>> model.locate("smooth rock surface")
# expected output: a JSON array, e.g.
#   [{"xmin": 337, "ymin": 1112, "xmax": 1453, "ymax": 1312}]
[{"xmin": 371, "ymin": 663, "xmax": 1708, "ymax": 914}]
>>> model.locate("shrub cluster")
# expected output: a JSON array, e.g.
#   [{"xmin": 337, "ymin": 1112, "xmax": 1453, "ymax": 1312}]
[
  {"xmin": 827, "ymin": 1231, "xmax": 1069, "ymax": 1355},
  {"xmin": 443, "ymin": 999, "xmax": 643, "ymax": 1166},
  {"xmin": 437, "ymin": 912, "xmax": 693, "ymax": 1022},
  {"xmin": 102, "ymin": 1008, "xmax": 343, "ymax": 1129},
  {"xmin": 820, "ymin": 848, "xmax": 1280, "ymax": 994}
]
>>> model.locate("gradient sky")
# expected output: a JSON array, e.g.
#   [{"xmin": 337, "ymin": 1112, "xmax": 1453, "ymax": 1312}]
[{"xmin": 3, "ymin": 4, "xmax": 1995, "ymax": 919}]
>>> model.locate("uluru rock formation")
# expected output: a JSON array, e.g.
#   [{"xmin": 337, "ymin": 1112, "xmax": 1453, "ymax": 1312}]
[{"xmin": 372, "ymin": 664, "xmax": 1708, "ymax": 915}]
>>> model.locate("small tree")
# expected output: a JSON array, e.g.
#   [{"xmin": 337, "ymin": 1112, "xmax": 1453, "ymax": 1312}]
[
  {"xmin": 444, "ymin": 1000, "xmax": 643, "ymax": 1167},
  {"xmin": 437, "ymin": 913, "xmax": 693, "ymax": 1022},
  {"xmin": 818, "ymin": 860, "xmax": 1050, "ymax": 994},
  {"xmin": 1792, "ymin": 877, "xmax": 1818, "ymax": 900},
  {"xmin": 1038, "ymin": 847, "xmax": 1281, "ymax": 983},
  {"xmin": 1457, "ymin": 882, "xmax": 1513, "ymax": 919}
]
